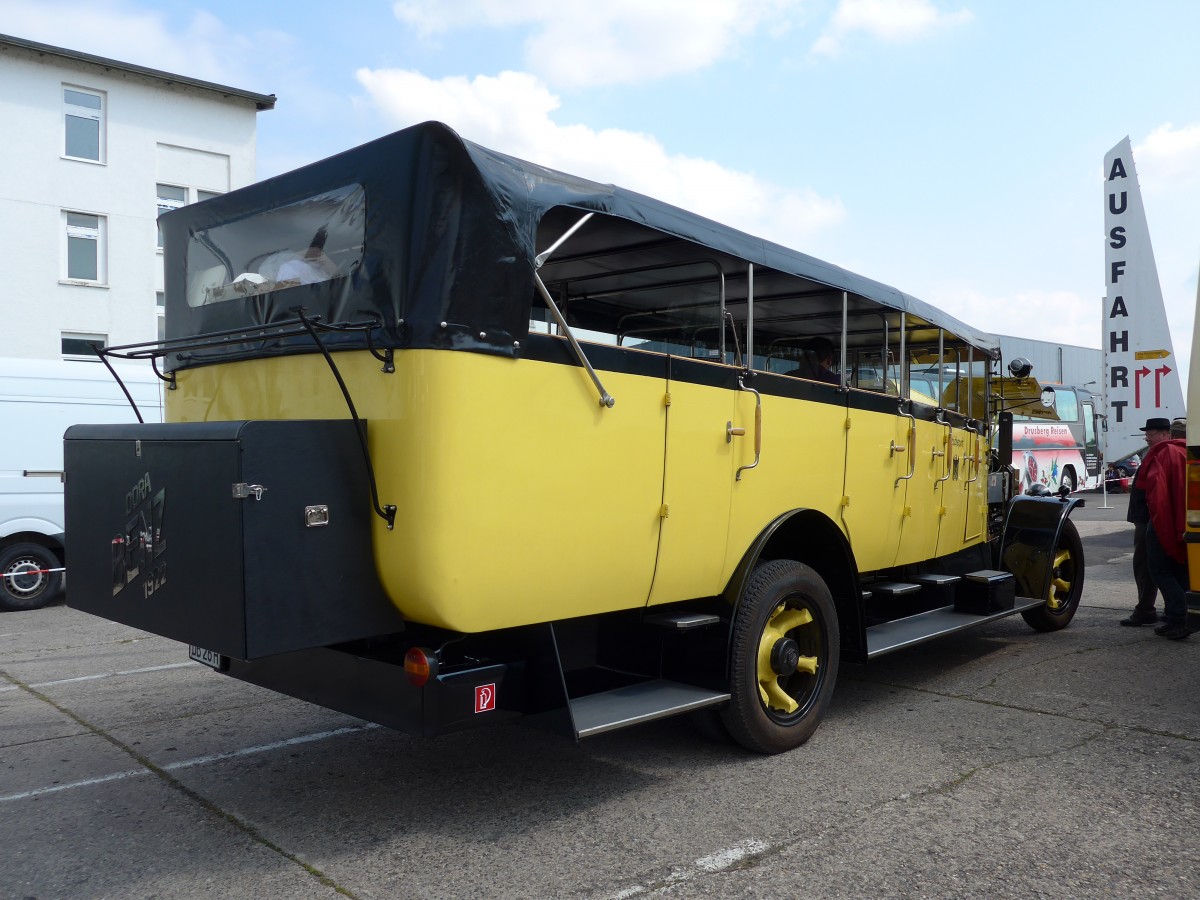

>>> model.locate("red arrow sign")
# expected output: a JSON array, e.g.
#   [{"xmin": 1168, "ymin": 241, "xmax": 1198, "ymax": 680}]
[
  {"xmin": 1154, "ymin": 365, "xmax": 1172, "ymax": 407},
  {"xmin": 1135, "ymin": 366, "xmax": 1150, "ymax": 407}
]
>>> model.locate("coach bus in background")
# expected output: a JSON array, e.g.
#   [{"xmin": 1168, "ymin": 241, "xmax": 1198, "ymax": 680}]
[
  {"xmin": 63, "ymin": 121, "xmax": 1086, "ymax": 756},
  {"xmin": 1008, "ymin": 381, "xmax": 1102, "ymax": 494}
]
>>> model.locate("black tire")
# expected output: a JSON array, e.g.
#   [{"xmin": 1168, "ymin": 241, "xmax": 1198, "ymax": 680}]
[
  {"xmin": 0, "ymin": 543, "xmax": 64, "ymax": 612},
  {"xmin": 1020, "ymin": 518, "xmax": 1084, "ymax": 632},
  {"xmin": 721, "ymin": 560, "xmax": 840, "ymax": 754},
  {"xmin": 1059, "ymin": 469, "xmax": 1076, "ymax": 493}
]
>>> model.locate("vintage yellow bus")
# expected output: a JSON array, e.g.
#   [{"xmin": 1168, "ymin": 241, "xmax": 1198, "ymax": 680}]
[{"xmin": 65, "ymin": 121, "xmax": 1083, "ymax": 754}]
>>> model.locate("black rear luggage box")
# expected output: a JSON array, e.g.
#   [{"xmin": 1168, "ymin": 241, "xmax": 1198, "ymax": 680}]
[{"xmin": 64, "ymin": 420, "xmax": 404, "ymax": 659}]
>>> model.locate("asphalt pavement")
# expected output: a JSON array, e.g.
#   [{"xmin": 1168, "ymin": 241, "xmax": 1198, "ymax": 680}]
[{"xmin": 3, "ymin": 491, "xmax": 1198, "ymax": 899}]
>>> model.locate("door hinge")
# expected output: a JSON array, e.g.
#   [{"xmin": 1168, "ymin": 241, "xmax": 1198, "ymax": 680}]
[
  {"xmin": 232, "ymin": 483, "xmax": 267, "ymax": 500},
  {"xmin": 660, "ymin": 503, "xmax": 670, "ymax": 518}
]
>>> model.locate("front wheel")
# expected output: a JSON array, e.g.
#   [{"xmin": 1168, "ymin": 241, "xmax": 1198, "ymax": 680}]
[
  {"xmin": 721, "ymin": 560, "xmax": 840, "ymax": 754},
  {"xmin": 1020, "ymin": 518, "xmax": 1084, "ymax": 632},
  {"xmin": 0, "ymin": 543, "xmax": 64, "ymax": 612},
  {"xmin": 1059, "ymin": 469, "xmax": 1076, "ymax": 493}
]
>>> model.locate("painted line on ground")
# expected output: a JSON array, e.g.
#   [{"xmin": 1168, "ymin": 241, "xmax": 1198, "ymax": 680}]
[
  {"xmin": 606, "ymin": 839, "xmax": 769, "ymax": 898},
  {"xmin": 0, "ymin": 723, "xmax": 380, "ymax": 803},
  {"xmin": 0, "ymin": 662, "xmax": 194, "ymax": 693}
]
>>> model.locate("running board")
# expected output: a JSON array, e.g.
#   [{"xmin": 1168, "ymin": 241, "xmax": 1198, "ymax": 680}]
[
  {"xmin": 569, "ymin": 679, "xmax": 730, "ymax": 738},
  {"xmin": 865, "ymin": 598, "xmax": 1045, "ymax": 659}
]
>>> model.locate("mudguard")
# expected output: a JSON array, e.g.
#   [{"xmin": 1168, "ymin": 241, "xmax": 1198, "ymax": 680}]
[{"xmin": 996, "ymin": 495, "xmax": 1084, "ymax": 601}]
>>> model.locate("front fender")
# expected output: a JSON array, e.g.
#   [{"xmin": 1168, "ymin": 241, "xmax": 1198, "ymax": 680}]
[{"xmin": 997, "ymin": 495, "xmax": 1084, "ymax": 600}]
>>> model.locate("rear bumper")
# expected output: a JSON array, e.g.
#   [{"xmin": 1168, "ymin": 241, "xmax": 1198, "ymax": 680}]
[{"xmin": 213, "ymin": 643, "xmax": 527, "ymax": 736}]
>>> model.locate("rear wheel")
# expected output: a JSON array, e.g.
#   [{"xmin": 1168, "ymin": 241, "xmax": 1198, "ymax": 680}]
[
  {"xmin": 0, "ymin": 543, "xmax": 64, "ymax": 611},
  {"xmin": 721, "ymin": 560, "xmax": 839, "ymax": 754},
  {"xmin": 1020, "ymin": 518, "xmax": 1084, "ymax": 632}
]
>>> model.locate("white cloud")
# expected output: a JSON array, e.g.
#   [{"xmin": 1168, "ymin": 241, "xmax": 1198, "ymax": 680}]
[
  {"xmin": 1135, "ymin": 122, "xmax": 1200, "ymax": 192},
  {"xmin": 813, "ymin": 0, "xmax": 973, "ymax": 57},
  {"xmin": 355, "ymin": 66, "xmax": 845, "ymax": 243},
  {"xmin": 940, "ymin": 288, "xmax": 1095, "ymax": 350},
  {"xmin": 391, "ymin": 0, "xmax": 802, "ymax": 87}
]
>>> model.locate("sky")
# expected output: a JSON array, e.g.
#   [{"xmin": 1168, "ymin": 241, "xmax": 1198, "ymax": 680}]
[{"xmin": 5, "ymin": 0, "xmax": 1199, "ymax": 383}]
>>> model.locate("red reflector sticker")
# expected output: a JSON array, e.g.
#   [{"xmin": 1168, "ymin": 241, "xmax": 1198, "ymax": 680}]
[{"xmin": 475, "ymin": 683, "xmax": 496, "ymax": 713}]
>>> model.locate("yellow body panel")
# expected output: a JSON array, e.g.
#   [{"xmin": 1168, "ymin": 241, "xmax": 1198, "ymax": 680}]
[
  {"xmin": 170, "ymin": 350, "xmax": 665, "ymax": 632},
  {"xmin": 648, "ymin": 370, "xmax": 736, "ymax": 604},
  {"xmin": 839, "ymin": 393, "xmax": 908, "ymax": 570},
  {"xmin": 168, "ymin": 348, "xmax": 988, "ymax": 632},
  {"xmin": 960, "ymin": 429, "xmax": 987, "ymax": 543},
  {"xmin": 724, "ymin": 386, "xmax": 847, "ymax": 576},
  {"xmin": 895, "ymin": 414, "xmax": 945, "ymax": 565}
]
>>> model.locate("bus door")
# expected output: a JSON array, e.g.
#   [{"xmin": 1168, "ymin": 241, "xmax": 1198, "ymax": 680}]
[
  {"xmin": 938, "ymin": 375, "xmax": 988, "ymax": 545},
  {"xmin": 934, "ymin": 416, "xmax": 973, "ymax": 557},
  {"xmin": 840, "ymin": 388, "xmax": 910, "ymax": 571},
  {"xmin": 724, "ymin": 373, "xmax": 849, "ymax": 574},
  {"xmin": 1081, "ymin": 397, "xmax": 1101, "ymax": 485},
  {"xmin": 894, "ymin": 399, "xmax": 944, "ymax": 566},
  {"xmin": 647, "ymin": 355, "xmax": 739, "ymax": 605},
  {"xmin": 960, "ymin": 424, "xmax": 987, "ymax": 543}
]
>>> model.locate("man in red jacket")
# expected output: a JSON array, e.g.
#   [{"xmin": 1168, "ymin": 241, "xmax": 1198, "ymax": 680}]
[{"xmin": 1137, "ymin": 417, "xmax": 1191, "ymax": 639}]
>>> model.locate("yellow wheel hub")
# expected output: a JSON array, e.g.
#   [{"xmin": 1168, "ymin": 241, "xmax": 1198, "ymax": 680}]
[
  {"xmin": 756, "ymin": 602, "xmax": 820, "ymax": 714},
  {"xmin": 1047, "ymin": 547, "xmax": 1072, "ymax": 610}
]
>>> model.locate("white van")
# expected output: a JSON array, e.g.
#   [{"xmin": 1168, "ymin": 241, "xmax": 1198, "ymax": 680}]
[{"xmin": 0, "ymin": 358, "xmax": 162, "ymax": 610}]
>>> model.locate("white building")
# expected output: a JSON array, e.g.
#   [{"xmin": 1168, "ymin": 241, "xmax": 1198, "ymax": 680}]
[
  {"xmin": 0, "ymin": 34, "xmax": 274, "ymax": 360},
  {"xmin": 995, "ymin": 335, "xmax": 1102, "ymax": 390}
]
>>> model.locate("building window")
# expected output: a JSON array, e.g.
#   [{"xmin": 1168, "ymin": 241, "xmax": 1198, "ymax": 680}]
[
  {"xmin": 157, "ymin": 186, "xmax": 222, "ymax": 249},
  {"xmin": 156, "ymin": 291, "xmax": 165, "ymax": 308},
  {"xmin": 157, "ymin": 316, "xmax": 166, "ymax": 341},
  {"xmin": 156, "ymin": 184, "xmax": 187, "ymax": 249},
  {"xmin": 64, "ymin": 211, "xmax": 106, "ymax": 283},
  {"xmin": 62, "ymin": 332, "xmax": 107, "ymax": 359},
  {"xmin": 64, "ymin": 87, "xmax": 105, "ymax": 162}
]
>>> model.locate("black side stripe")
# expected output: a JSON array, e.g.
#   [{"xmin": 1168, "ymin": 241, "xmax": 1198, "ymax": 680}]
[{"xmin": 520, "ymin": 332, "xmax": 979, "ymax": 427}]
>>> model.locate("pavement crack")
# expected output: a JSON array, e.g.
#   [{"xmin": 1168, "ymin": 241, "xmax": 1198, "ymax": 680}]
[{"xmin": 0, "ymin": 665, "xmax": 360, "ymax": 899}]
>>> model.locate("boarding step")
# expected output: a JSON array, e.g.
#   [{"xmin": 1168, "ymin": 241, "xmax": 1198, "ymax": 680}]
[
  {"xmin": 912, "ymin": 573, "xmax": 961, "ymax": 606},
  {"xmin": 865, "ymin": 597, "xmax": 1044, "ymax": 658},
  {"xmin": 569, "ymin": 679, "xmax": 730, "ymax": 738},
  {"xmin": 866, "ymin": 581, "xmax": 922, "ymax": 598},
  {"xmin": 644, "ymin": 611, "xmax": 721, "ymax": 630},
  {"xmin": 954, "ymin": 570, "xmax": 1016, "ymax": 615}
]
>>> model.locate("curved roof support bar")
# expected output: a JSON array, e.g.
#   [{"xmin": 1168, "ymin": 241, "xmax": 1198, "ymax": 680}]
[
  {"xmin": 535, "ymin": 212, "xmax": 594, "ymax": 268},
  {"xmin": 534, "ymin": 272, "xmax": 615, "ymax": 408},
  {"xmin": 534, "ymin": 212, "xmax": 614, "ymax": 408}
]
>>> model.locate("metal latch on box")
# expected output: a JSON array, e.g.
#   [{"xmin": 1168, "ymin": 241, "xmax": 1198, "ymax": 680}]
[{"xmin": 232, "ymin": 483, "xmax": 267, "ymax": 500}]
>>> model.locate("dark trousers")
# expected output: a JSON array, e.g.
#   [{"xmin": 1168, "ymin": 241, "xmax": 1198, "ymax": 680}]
[
  {"xmin": 1145, "ymin": 522, "xmax": 1190, "ymax": 625},
  {"xmin": 1132, "ymin": 521, "xmax": 1159, "ymax": 613}
]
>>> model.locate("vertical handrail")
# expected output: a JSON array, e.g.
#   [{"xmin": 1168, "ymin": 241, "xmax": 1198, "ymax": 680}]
[
  {"xmin": 895, "ymin": 402, "xmax": 917, "ymax": 487},
  {"xmin": 735, "ymin": 376, "xmax": 762, "ymax": 482},
  {"xmin": 965, "ymin": 429, "xmax": 981, "ymax": 485},
  {"xmin": 935, "ymin": 415, "xmax": 952, "ymax": 488}
]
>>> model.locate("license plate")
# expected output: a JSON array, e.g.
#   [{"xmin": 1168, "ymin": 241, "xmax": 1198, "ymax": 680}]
[{"xmin": 189, "ymin": 644, "xmax": 227, "ymax": 671}]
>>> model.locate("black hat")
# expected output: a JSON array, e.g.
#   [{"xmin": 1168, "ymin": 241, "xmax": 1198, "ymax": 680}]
[{"xmin": 1139, "ymin": 417, "xmax": 1171, "ymax": 431}]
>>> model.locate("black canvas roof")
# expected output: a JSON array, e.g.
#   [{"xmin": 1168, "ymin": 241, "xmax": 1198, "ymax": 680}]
[{"xmin": 160, "ymin": 120, "xmax": 997, "ymax": 366}]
